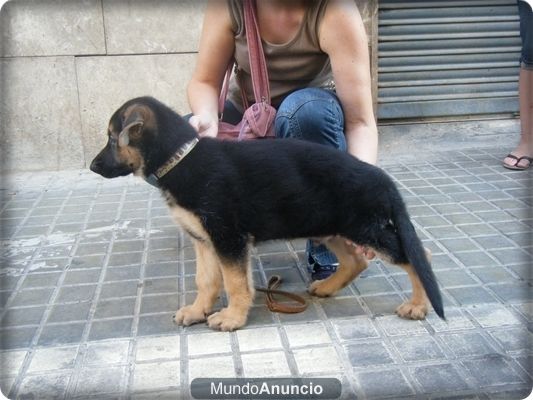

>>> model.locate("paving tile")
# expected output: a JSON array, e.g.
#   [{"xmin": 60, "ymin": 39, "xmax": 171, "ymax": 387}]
[
  {"xmin": 94, "ymin": 298, "xmax": 136, "ymax": 319},
  {"xmin": 356, "ymin": 369, "xmax": 414, "ymax": 398},
  {"xmin": 137, "ymin": 314, "xmax": 178, "ymax": 336},
  {"xmin": 465, "ymin": 304, "xmax": 522, "ymax": 328},
  {"xmin": 0, "ymin": 326, "xmax": 37, "ymax": 349},
  {"xmin": 144, "ymin": 262, "xmax": 179, "ymax": 278},
  {"xmin": 103, "ymin": 265, "xmax": 141, "ymax": 282},
  {"xmin": 133, "ymin": 360, "xmax": 180, "ymax": 392},
  {"xmin": 345, "ymin": 341, "xmax": 395, "ymax": 368},
  {"xmin": 447, "ymin": 286, "xmax": 499, "ymax": 306},
  {"xmin": 426, "ymin": 307, "xmax": 475, "ymax": 332},
  {"xmin": 84, "ymin": 340, "xmax": 130, "ymax": 366},
  {"xmin": 462, "ymin": 355, "xmax": 525, "ymax": 387},
  {"xmin": 453, "ymin": 251, "xmax": 500, "ymax": 268},
  {"xmin": 100, "ymin": 281, "xmax": 139, "ymax": 299},
  {"xmin": 74, "ymin": 366, "xmax": 126, "ymax": 396},
  {"xmin": 440, "ymin": 332, "xmax": 496, "ymax": 358},
  {"xmin": 435, "ymin": 269, "xmax": 477, "ymax": 288},
  {"xmin": 142, "ymin": 277, "xmax": 179, "ymax": 295},
  {"xmin": 392, "ymin": 335, "xmax": 447, "ymax": 362},
  {"xmin": 439, "ymin": 238, "xmax": 480, "ymax": 253},
  {"xmin": 361, "ymin": 294, "xmax": 405, "ymax": 316},
  {"xmin": 0, "ymin": 350, "xmax": 28, "ymax": 377},
  {"xmin": 293, "ymin": 346, "xmax": 342, "ymax": 374},
  {"xmin": 489, "ymin": 248, "xmax": 530, "ymax": 265},
  {"xmin": 56, "ymin": 284, "xmax": 97, "ymax": 303},
  {"xmin": 18, "ymin": 372, "xmax": 72, "ymax": 399},
  {"xmin": 245, "ymin": 305, "xmax": 276, "ymax": 327},
  {"xmin": 333, "ymin": 317, "xmax": 380, "ymax": 341},
  {"xmin": 47, "ymin": 302, "xmax": 92, "ymax": 323},
  {"xmin": 319, "ymin": 297, "xmax": 366, "ymax": 319},
  {"xmin": 1, "ymin": 306, "xmax": 46, "ymax": 327},
  {"xmin": 489, "ymin": 283, "xmax": 530, "ymax": 304},
  {"xmin": 70, "ymin": 254, "xmax": 105, "ymax": 269},
  {"xmin": 19, "ymin": 272, "xmax": 62, "ymax": 289},
  {"xmin": 242, "ymin": 351, "xmax": 291, "ymax": 377},
  {"xmin": 283, "ymin": 322, "xmax": 331, "ymax": 348},
  {"xmin": 135, "ymin": 336, "xmax": 180, "ymax": 362},
  {"xmin": 140, "ymin": 294, "xmax": 179, "ymax": 314},
  {"xmin": 353, "ymin": 276, "xmax": 396, "ymax": 295},
  {"xmin": 63, "ymin": 268, "xmax": 101, "ymax": 284},
  {"xmin": 488, "ymin": 327, "xmax": 531, "ymax": 353},
  {"xmin": 237, "ymin": 327, "xmax": 283, "ymax": 351},
  {"xmin": 188, "ymin": 356, "xmax": 235, "ymax": 382},
  {"xmin": 469, "ymin": 266, "xmax": 516, "ymax": 284},
  {"xmin": 88, "ymin": 318, "xmax": 133, "ymax": 341},
  {"xmin": 376, "ymin": 315, "xmax": 428, "ymax": 337},
  {"xmin": 38, "ymin": 323, "xmax": 85, "ymax": 346},
  {"xmin": 27, "ymin": 346, "xmax": 78, "ymax": 372},
  {"xmin": 187, "ymin": 332, "xmax": 231, "ymax": 356},
  {"xmin": 10, "ymin": 288, "xmax": 54, "ymax": 307},
  {"xmin": 411, "ymin": 363, "xmax": 470, "ymax": 393}
]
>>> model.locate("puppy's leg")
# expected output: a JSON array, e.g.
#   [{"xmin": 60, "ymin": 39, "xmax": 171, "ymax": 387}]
[
  {"xmin": 174, "ymin": 240, "xmax": 222, "ymax": 326},
  {"xmin": 395, "ymin": 249, "xmax": 432, "ymax": 320},
  {"xmin": 207, "ymin": 252, "xmax": 254, "ymax": 332},
  {"xmin": 309, "ymin": 237, "xmax": 368, "ymax": 297}
]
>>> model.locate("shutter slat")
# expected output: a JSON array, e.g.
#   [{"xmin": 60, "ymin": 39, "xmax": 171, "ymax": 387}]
[{"xmin": 377, "ymin": 0, "xmax": 520, "ymax": 120}]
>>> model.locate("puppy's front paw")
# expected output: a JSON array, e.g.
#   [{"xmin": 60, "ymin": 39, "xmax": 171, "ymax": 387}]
[
  {"xmin": 173, "ymin": 305, "xmax": 207, "ymax": 326},
  {"xmin": 308, "ymin": 279, "xmax": 336, "ymax": 297},
  {"xmin": 207, "ymin": 308, "xmax": 247, "ymax": 331},
  {"xmin": 396, "ymin": 301, "xmax": 428, "ymax": 320}
]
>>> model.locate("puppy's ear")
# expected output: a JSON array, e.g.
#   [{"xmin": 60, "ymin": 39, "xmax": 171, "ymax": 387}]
[{"xmin": 118, "ymin": 110, "xmax": 144, "ymax": 147}]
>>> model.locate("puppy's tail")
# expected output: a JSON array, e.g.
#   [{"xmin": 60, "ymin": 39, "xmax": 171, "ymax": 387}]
[{"xmin": 390, "ymin": 191, "xmax": 445, "ymax": 320}]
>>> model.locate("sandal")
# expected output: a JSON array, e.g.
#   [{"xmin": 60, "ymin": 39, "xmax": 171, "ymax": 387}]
[{"xmin": 503, "ymin": 154, "xmax": 533, "ymax": 171}]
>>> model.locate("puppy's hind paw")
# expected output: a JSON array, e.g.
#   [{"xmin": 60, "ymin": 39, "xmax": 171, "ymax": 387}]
[
  {"xmin": 173, "ymin": 305, "xmax": 207, "ymax": 326},
  {"xmin": 308, "ymin": 279, "xmax": 336, "ymax": 297},
  {"xmin": 396, "ymin": 301, "xmax": 428, "ymax": 320}
]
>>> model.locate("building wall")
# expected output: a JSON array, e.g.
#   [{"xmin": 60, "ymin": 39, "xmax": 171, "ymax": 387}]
[{"xmin": 0, "ymin": 0, "xmax": 376, "ymax": 172}]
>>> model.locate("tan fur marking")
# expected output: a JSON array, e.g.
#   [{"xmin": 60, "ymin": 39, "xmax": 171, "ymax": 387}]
[
  {"xmin": 309, "ymin": 236, "xmax": 368, "ymax": 297},
  {"xmin": 207, "ymin": 254, "xmax": 254, "ymax": 331},
  {"xmin": 117, "ymin": 146, "xmax": 144, "ymax": 174},
  {"xmin": 174, "ymin": 240, "xmax": 222, "ymax": 326},
  {"xmin": 395, "ymin": 262, "xmax": 429, "ymax": 319},
  {"xmin": 167, "ymin": 203, "xmax": 209, "ymax": 243},
  {"xmin": 122, "ymin": 104, "xmax": 156, "ymax": 135}
]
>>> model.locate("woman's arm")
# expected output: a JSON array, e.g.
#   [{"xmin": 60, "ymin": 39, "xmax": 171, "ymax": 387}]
[
  {"xmin": 187, "ymin": 0, "xmax": 235, "ymax": 137},
  {"xmin": 319, "ymin": 0, "xmax": 378, "ymax": 164}
]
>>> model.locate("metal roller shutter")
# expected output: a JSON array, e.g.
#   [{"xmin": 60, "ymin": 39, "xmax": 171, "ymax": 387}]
[{"xmin": 377, "ymin": 0, "xmax": 522, "ymax": 120}]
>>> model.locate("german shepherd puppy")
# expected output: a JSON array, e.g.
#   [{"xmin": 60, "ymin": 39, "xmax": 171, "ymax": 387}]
[{"xmin": 90, "ymin": 96, "xmax": 444, "ymax": 331}]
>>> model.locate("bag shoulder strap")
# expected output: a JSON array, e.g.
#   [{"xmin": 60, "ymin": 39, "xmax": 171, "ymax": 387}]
[{"xmin": 218, "ymin": 0, "xmax": 271, "ymax": 114}]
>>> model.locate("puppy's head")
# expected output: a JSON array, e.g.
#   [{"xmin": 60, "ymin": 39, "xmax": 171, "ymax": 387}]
[{"xmin": 90, "ymin": 100, "xmax": 155, "ymax": 179}]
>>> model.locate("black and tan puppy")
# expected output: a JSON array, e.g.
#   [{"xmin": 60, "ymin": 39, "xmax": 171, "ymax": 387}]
[{"xmin": 91, "ymin": 96, "xmax": 444, "ymax": 331}]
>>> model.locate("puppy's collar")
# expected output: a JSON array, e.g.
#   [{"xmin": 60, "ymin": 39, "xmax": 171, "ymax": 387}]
[{"xmin": 145, "ymin": 138, "xmax": 199, "ymax": 187}]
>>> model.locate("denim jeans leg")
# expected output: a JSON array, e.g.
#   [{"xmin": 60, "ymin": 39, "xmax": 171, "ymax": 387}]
[{"xmin": 275, "ymin": 88, "xmax": 346, "ymax": 270}]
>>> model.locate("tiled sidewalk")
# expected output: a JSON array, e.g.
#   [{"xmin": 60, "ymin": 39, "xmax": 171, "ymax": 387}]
[{"xmin": 0, "ymin": 146, "xmax": 531, "ymax": 399}]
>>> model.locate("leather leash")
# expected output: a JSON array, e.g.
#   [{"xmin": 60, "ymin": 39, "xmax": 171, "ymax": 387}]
[{"xmin": 255, "ymin": 275, "xmax": 308, "ymax": 314}]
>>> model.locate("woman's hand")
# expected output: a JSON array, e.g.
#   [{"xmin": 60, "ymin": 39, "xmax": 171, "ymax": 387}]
[{"xmin": 188, "ymin": 113, "xmax": 219, "ymax": 138}]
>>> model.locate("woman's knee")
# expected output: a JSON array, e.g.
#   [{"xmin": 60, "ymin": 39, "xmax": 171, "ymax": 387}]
[{"xmin": 275, "ymin": 88, "xmax": 346, "ymax": 150}]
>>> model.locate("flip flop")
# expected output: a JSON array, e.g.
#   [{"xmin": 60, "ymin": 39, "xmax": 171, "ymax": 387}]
[{"xmin": 503, "ymin": 154, "xmax": 533, "ymax": 171}]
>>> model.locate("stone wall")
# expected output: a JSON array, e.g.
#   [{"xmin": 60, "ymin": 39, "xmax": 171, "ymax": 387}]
[
  {"xmin": 0, "ymin": 0, "xmax": 376, "ymax": 172},
  {"xmin": 1, "ymin": 0, "xmax": 205, "ymax": 171}
]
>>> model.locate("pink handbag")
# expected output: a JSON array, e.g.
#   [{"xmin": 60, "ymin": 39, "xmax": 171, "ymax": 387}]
[{"xmin": 217, "ymin": 0, "xmax": 276, "ymax": 140}]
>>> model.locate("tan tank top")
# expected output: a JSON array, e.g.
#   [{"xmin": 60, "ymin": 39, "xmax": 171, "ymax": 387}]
[{"xmin": 227, "ymin": 0, "xmax": 334, "ymax": 110}]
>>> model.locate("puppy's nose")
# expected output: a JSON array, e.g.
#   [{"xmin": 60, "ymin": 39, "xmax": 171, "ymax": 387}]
[{"xmin": 90, "ymin": 158, "xmax": 102, "ymax": 174}]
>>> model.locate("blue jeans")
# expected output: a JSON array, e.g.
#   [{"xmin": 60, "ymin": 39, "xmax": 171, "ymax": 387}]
[{"xmin": 224, "ymin": 87, "xmax": 346, "ymax": 268}]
